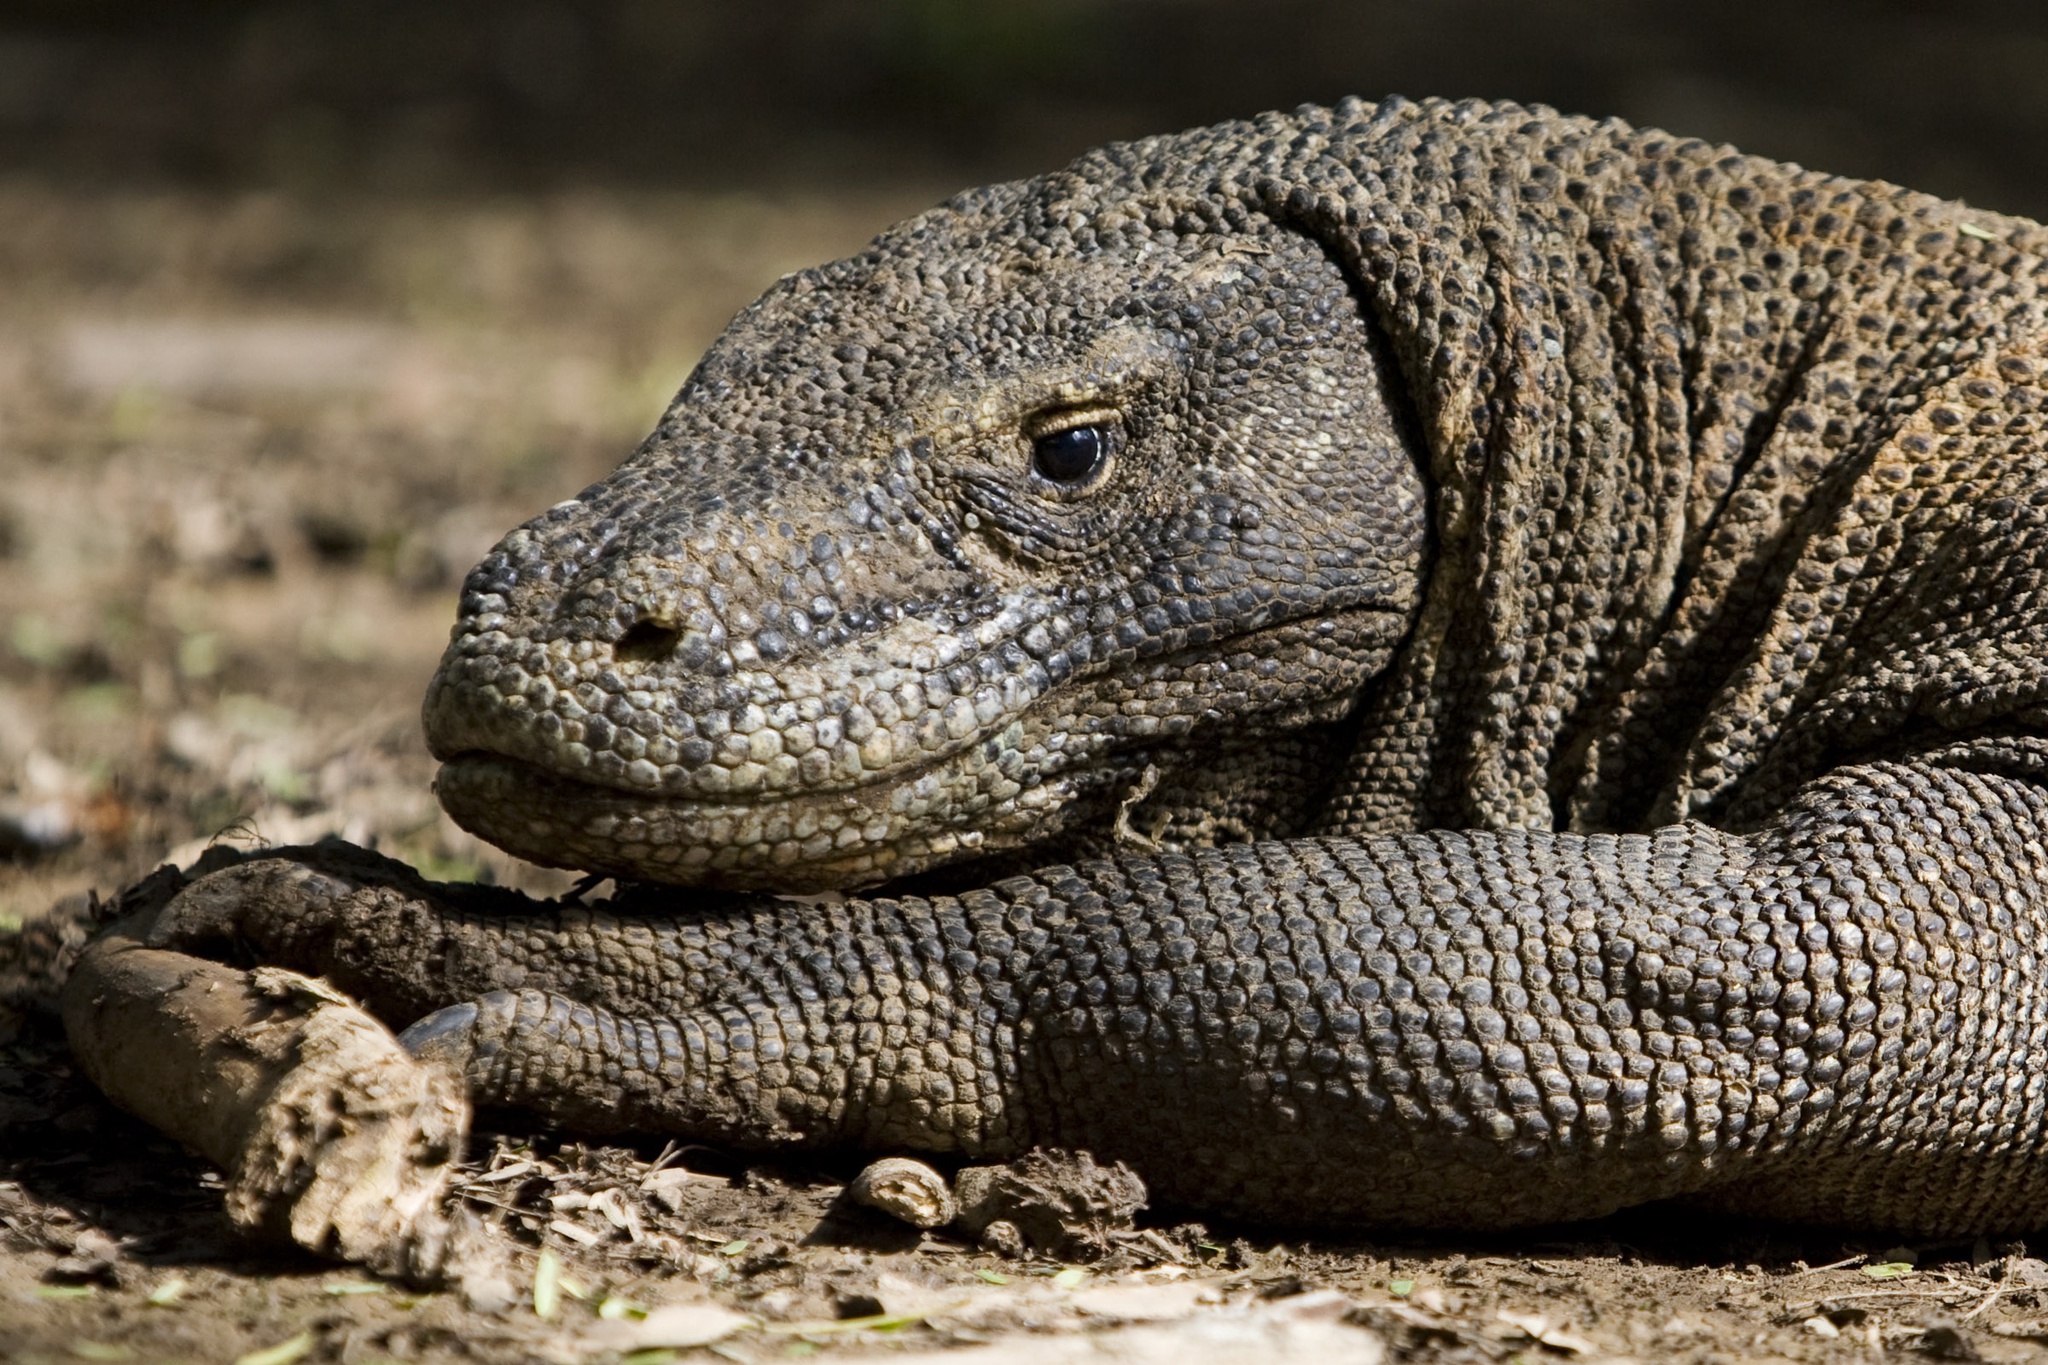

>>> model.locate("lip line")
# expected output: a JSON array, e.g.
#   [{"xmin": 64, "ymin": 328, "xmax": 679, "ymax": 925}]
[
  {"xmin": 436, "ymin": 602, "xmax": 1411, "ymax": 813},
  {"xmin": 435, "ymin": 739, "xmax": 965, "ymax": 821}
]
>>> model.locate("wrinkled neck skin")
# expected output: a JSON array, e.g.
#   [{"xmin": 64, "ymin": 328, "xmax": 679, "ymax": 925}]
[
  {"xmin": 1257, "ymin": 98, "xmax": 2048, "ymax": 836},
  {"xmin": 424, "ymin": 96, "xmax": 2048, "ymax": 893}
]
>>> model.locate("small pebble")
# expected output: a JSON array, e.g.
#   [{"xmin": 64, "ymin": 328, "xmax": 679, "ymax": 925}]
[
  {"xmin": 979, "ymin": 1219, "xmax": 1027, "ymax": 1259},
  {"xmin": 461, "ymin": 1272, "xmax": 517, "ymax": 1315}
]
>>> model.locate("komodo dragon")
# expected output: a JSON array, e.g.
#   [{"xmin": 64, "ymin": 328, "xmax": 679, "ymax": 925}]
[{"xmin": 55, "ymin": 97, "xmax": 2048, "ymax": 1240}]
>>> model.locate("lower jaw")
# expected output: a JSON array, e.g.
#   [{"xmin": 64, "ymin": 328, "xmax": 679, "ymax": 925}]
[{"xmin": 432, "ymin": 752, "xmax": 1060, "ymax": 893}]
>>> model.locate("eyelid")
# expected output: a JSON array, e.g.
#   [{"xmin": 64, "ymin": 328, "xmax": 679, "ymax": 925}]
[{"xmin": 1022, "ymin": 405, "xmax": 1122, "ymax": 441}]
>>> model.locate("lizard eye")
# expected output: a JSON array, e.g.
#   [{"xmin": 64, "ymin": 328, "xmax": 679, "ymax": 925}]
[{"xmin": 1029, "ymin": 414, "xmax": 1117, "ymax": 490}]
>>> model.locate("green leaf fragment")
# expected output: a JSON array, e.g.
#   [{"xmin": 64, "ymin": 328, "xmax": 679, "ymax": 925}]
[
  {"xmin": 258, "ymin": 760, "xmax": 312, "ymax": 804},
  {"xmin": 1861, "ymin": 1262, "xmax": 1915, "ymax": 1279},
  {"xmin": 235, "ymin": 1331, "xmax": 315, "ymax": 1365},
  {"xmin": 763, "ymin": 1311, "xmax": 929, "ymax": 1335},
  {"xmin": 598, "ymin": 1296, "xmax": 647, "ymax": 1320},
  {"xmin": 1960, "ymin": 222, "xmax": 1998, "ymax": 241},
  {"xmin": 146, "ymin": 1277, "xmax": 188, "ymax": 1307},
  {"xmin": 1051, "ymin": 1267, "xmax": 1087, "ymax": 1290},
  {"xmin": 177, "ymin": 632, "xmax": 221, "ymax": 679},
  {"xmin": 70, "ymin": 1343, "xmax": 133, "ymax": 1361},
  {"xmin": 35, "ymin": 1285, "xmax": 97, "ymax": 1300},
  {"xmin": 533, "ymin": 1249, "xmax": 563, "ymax": 1319},
  {"xmin": 718, "ymin": 1239, "xmax": 750, "ymax": 1257},
  {"xmin": 867, "ymin": 1314, "xmax": 923, "ymax": 1333},
  {"xmin": 11, "ymin": 614, "xmax": 65, "ymax": 666},
  {"xmin": 975, "ymin": 1269, "xmax": 1009, "ymax": 1285},
  {"xmin": 323, "ymin": 1281, "xmax": 386, "ymax": 1295},
  {"xmin": 1389, "ymin": 1280, "xmax": 1415, "ymax": 1297}
]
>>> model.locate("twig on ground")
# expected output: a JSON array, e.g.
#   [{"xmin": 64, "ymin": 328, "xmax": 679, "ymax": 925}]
[
  {"xmin": 1962, "ymin": 1287, "xmax": 2005, "ymax": 1321},
  {"xmin": 1788, "ymin": 1255, "xmax": 1869, "ymax": 1277}
]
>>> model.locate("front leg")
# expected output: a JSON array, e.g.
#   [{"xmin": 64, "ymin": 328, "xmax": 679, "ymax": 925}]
[
  {"xmin": 107, "ymin": 759, "xmax": 2048, "ymax": 1236},
  {"xmin": 137, "ymin": 842, "xmax": 1015, "ymax": 1155}
]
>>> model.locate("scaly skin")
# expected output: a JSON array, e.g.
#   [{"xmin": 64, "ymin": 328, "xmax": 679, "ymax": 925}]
[{"xmin": 107, "ymin": 98, "xmax": 2048, "ymax": 1232}]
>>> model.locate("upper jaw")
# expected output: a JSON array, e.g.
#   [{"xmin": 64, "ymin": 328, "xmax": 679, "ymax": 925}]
[{"xmin": 421, "ymin": 588, "xmax": 1070, "ymax": 807}]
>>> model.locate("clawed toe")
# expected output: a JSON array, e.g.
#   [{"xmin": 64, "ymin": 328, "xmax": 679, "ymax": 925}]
[{"xmin": 400, "ymin": 998, "xmax": 489, "ymax": 1070}]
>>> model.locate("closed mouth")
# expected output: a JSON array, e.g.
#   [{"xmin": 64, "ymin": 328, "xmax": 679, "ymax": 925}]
[
  {"xmin": 434, "ymin": 744, "xmax": 959, "ymax": 819},
  {"xmin": 430, "ymin": 744, "xmax": 1040, "ymax": 889},
  {"xmin": 434, "ymin": 601, "xmax": 1413, "ymax": 813}
]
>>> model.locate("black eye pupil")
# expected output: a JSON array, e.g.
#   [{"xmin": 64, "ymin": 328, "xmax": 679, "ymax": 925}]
[{"xmin": 1032, "ymin": 425, "xmax": 1107, "ymax": 484}]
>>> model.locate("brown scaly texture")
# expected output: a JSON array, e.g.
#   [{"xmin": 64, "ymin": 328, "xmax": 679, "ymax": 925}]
[
  {"xmin": 1297, "ymin": 102, "xmax": 2048, "ymax": 838},
  {"xmin": 82, "ymin": 98, "xmax": 2048, "ymax": 1234}
]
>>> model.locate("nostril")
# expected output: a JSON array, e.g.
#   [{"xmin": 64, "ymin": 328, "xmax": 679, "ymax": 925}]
[{"xmin": 615, "ymin": 619, "xmax": 683, "ymax": 663}]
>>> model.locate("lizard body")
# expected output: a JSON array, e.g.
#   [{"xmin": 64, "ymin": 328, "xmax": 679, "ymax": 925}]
[{"xmin": 88, "ymin": 98, "xmax": 2048, "ymax": 1233}]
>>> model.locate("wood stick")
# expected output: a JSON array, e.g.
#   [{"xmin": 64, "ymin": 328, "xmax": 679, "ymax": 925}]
[{"xmin": 60, "ymin": 912, "xmax": 470, "ymax": 1278}]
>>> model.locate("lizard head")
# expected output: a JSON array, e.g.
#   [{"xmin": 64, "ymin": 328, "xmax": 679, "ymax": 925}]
[{"xmin": 423, "ymin": 167, "xmax": 1429, "ymax": 890}]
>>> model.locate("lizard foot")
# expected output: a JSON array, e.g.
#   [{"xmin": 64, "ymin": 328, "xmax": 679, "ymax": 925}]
[{"xmin": 398, "ymin": 989, "xmax": 707, "ymax": 1136}]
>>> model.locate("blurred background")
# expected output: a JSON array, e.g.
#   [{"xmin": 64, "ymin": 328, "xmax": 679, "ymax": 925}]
[
  {"xmin": 10, "ymin": 0, "xmax": 2048, "ymax": 209},
  {"xmin": 6, "ymin": 0, "xmax": 2048, "ymax": 914}
]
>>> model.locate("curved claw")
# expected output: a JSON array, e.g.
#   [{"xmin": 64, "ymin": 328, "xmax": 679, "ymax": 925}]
[
  {"xmin": 392, "ymin": 988, "xmax": 730, "ymax": 1140},
  {"xmin": 399, "ymin": 997, "xmax": 494, "ymax": 1072}
]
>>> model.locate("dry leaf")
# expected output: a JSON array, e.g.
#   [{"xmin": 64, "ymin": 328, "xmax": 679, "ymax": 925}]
[
  {"xmin": 601, "ymin": 1302, "xmax": 752, "ymax": 1349},
  {"xmin": 1498, "ymin": 1310, "xmax": 1595, "ymax": 1355}
]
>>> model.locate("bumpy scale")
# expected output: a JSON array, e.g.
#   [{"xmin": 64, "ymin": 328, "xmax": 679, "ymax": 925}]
[{"xmin": 99, "ymin": 98, "xmax": 2048, "ymax": 1235}]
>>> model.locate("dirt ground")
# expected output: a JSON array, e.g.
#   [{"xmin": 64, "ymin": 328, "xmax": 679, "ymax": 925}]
[{"xmin": 4, "ymin": 182, "xmax": 2048, "ymax": 1365}]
